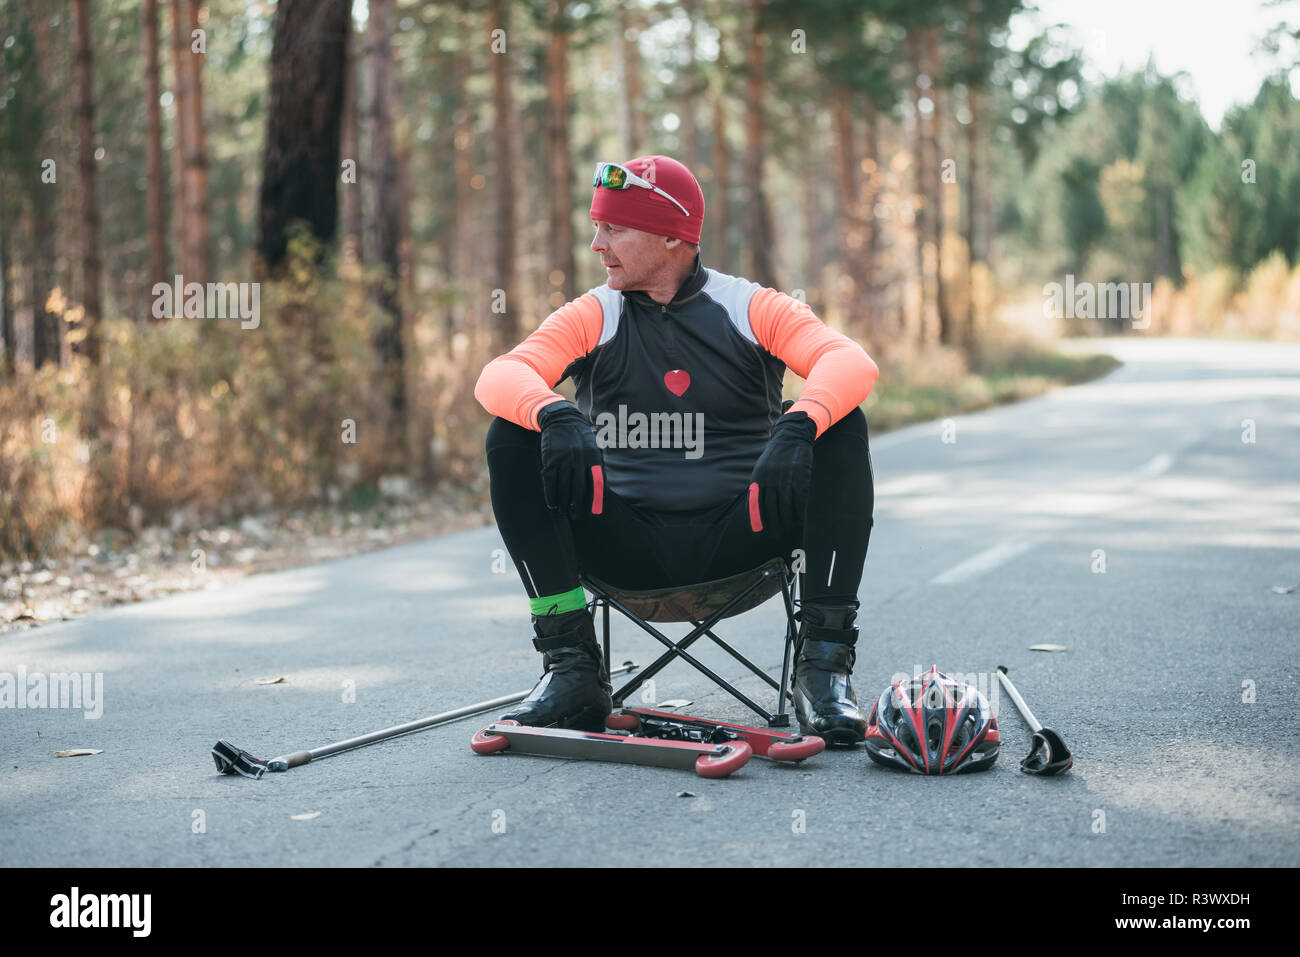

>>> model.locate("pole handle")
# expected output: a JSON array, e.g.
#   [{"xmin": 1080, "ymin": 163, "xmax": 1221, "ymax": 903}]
[{"xmin": 266, "ymin": 750, "xmax": 312, "ymax": 772}]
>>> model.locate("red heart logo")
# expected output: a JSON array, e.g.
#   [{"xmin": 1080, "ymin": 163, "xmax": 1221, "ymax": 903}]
[{"xmin": 664, "ymin": 369, "xmax": 690, "ymax": 396}]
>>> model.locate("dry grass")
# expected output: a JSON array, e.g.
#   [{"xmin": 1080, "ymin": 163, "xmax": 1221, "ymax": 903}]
[{"xmin": 1, "ymin": 236, "xmax": 483, "ymax": 562}]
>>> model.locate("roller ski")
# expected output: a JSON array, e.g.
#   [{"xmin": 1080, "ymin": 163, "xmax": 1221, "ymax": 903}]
[
  {"xmin": 604, "ymin": 707, "xmax": 825, "ymax": 762},
  {"xmin": 470, "ymin": 720, "xmax": 753, "ymax": 778}
]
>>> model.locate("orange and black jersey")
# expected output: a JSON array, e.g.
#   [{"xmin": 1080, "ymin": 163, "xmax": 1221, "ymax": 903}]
[{"xmin": 475, "ymin": 252, "xmax": 879, "ymax": 513}]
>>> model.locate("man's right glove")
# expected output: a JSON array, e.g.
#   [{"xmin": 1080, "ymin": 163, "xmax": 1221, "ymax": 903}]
[{"xmin": 537, "ymin": 400, "xmax": 605, "ymax": 519}]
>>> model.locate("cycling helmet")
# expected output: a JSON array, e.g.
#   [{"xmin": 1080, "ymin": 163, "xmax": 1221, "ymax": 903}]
[{"xmin": 865, "ymin": 667, "xmax": 999, "ymax": 774}]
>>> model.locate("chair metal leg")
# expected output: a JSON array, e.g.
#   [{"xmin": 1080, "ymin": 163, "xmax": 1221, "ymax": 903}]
[
  {"xmin": 772, "ymin": 571, "xmax": 798, "ymax": 727},
  {"xmin": 602, "ymin": 599, "xmax": 610, "ymax": 672},
  {"xmin": 611, "ymin": 618, "xmax": 781, "ymax": 705},
  {"xmin": 693, "ymin": 625, "xmax": 782, "ymax": 692},
  {"xmin": 608, "ymin": 599, "xmax": 752, "ymax": 706},
  {"xmin": 604, "ymin": 585, "xmax": 779, "ymax": 721},
  {"xmin": 613, "ymin": 596, "xmax": 765, "ymax": 696},
  {"xmin": 613, "ymin": 625, "xmax": 708, "ymax": 702},
  {"xmin": 584, "ymin": 563, "xmax": 802, "ymax": 728}
]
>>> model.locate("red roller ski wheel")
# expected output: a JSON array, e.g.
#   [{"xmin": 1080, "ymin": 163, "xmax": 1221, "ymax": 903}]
[
  {"xmin": 471, "ymin": 719, "xmax": 520, "ymax": 755},
  {"xmin": 694, "ymin": 740, "xmax": 752, "ymax": 778},
  {"xmin": 603, "ymin": 711, "xmax": 641, "ymax": 732},
  {"xmin": 767, "ymin": 735, "xmax": 826, "ymax": 763}
]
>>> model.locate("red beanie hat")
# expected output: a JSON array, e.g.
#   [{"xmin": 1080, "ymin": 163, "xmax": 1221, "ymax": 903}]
[{"xmin": 590, "ymin": 155, "xmax": 704, "ymax": 246}]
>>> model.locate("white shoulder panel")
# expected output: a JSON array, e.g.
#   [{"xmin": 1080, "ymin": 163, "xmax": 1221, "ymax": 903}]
[
  {"xmin": 702, "ymin": 268, "xmax": 763, "ymax": 344},
  {"xmin": 586, "ymin": 284, "xmax": 623, "ymax": 345}
]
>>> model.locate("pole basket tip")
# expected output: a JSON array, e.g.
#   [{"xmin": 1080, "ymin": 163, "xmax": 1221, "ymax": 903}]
[{"xmin": 212, "ymin": 740, "xmax": 268, "ymax": 779}]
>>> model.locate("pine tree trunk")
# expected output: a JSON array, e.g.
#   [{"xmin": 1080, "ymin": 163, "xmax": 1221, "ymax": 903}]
[
  {"xmin": 1155, "ymin": 185, "xmax": 1177, "ymax": 280},
  {"xmin": 970, "ymin": 88, "xmax": 989, "ymax": 267},
  {"xmin": 907, "ymin": 30, "xmax": 929, "ymax": 345},
  {"xmin": 744, "ymin": 0, "xmax": 775, "ymax": 288},
  {"xmin": 397, "ymin": 144, "xmax": 423, "ymax": 479},
  {"xmin": 801, "ymin": 105, "xmax": 819, "ymax": 301},
  {"xmin": 614, "ymin": 7, "xmax": 631, "ymax": 152},
  {"xmin": 397, "ymin": 145, "xmax": 413, "ymax": 304},
  {"xmin": 29, "ymin": 8, "xmax": 62, "ymax": 363},
  {"xmin": 364, "ymin": 0, "xmax": 406, "ymax": 470},
  {"xmin": 862, "ymin": 97, "xmax": 882, "ymax": 342},
  {"xmin": 0, "ymin": 171, "xmax": 12, "ymax": 375},
  {"xmin": 74, "ymin": 0, "xmax": 111, "ymax": 528},
  {"xmin": 490, "ymin": 0, "xmax": 518, "ymax": 352},
  {"xmin": 169, "ymin": 0, "xmax": 189, "ymax": 290},
  {"xmin": 144, "ymin": 0, "xmax": 168, "ymax": 307},
  {"xmin": 26, "ymin": 213, "xmax": 50, "ymax": 367},
  {"xmin": 711, "ymin": 90, "xmax": 729, "ymax": 272},
  {"xmin": 924, "ymin": 26, "xmax": 951, "ymax": 346},
  {"xmin": 964, "ymin": 82, "xmax": 982, "ymax": 358},
  {"xmin": 182, "ymin": 0, "xmax": 210, "ymax": 279},
  {"xmin": 831, "ymin": 86, "xmax": 859, "ymax": 328},
  {"xmin": 680, "ymin": 0, "xmax": 700, "ymax": 174},
  {"xmin": 448, "ymin": 3, "xmax": 473, "ymax": 357},
  {"xmin": 614, "ymin": 6, "xmax": 644, "ymax": 153},
  {"xmin": 979, "ymin": 79, "xmax": 995, "ymax": 272},
  {"xmin": 256, "ymin": 0, "xmax": 351, "ymax": 269},
  {"xmin": 364, "ymin": 0, "xmax": 400, "ymax": 295},
  {"xmin": 73, "ymin": 0, "xmax": 101, "ymax": 362},
  {"xmin": 546, "ymin": 0, "xmax": 575, "ymax": 304},
  {"xmin": 339, "ymin": 13, "xmax": 362, "ymax": 267}
]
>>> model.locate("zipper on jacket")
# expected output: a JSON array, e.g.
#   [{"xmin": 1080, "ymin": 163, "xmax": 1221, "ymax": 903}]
[{"xmin": 658, "ymin": 301, "xmax": 680, "ymax": 360}]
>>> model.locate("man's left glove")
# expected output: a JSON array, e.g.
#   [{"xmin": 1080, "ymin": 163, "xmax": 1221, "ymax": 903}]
[
  {"xmin": 538, "ymin": 400, "xmax": 605, "ymax": 519},
  {"xmin": 747, "ymin": 410, "xmax": 817, "ymax": 531}
]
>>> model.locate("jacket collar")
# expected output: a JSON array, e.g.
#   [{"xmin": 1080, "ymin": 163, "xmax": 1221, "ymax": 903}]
[{"xmin": 622, "ymin": 251, "xmax": 707, "ymax": 307}]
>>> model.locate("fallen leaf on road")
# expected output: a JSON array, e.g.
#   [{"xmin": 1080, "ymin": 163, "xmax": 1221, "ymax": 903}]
[
  {"xmin": 255, "ymin": 676, "xmax": 287, "ymax": 685},
  {"xmin": 1270, "ymin": 583, "xmax": 1297, "ymax": 595},
  {"xmin": 1030, "ymin": 644, "xmax": 1069, "ymax": 652},
  {"xmin": 676, "ymin": 791, "xmax": 696, "ymax": 798},
  {"xmin": 657, "ymin": 699, "xmax": 693, "ymax": 708},
  {"xmin": 290, "ymin": 811, "xmax": 322, "ymax": 821},
  {"xmin": 53, "ymin": 749, "xmax": 103, "ymax": 757}
]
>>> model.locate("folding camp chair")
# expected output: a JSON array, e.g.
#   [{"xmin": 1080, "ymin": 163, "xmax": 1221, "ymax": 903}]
[{"xmin": 580, "ymin": 556, "xmax": 801, "ymax": 727}]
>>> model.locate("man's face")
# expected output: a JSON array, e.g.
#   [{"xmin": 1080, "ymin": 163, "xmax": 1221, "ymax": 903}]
[{"xmin": 590, "ymin": 219, "xmax": 673, "ymax": 291}]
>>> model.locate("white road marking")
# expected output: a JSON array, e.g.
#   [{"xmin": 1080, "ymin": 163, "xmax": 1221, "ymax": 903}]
[
  {"xmin": 875, "ymin": 473, "xmax": 948, "ymax": 496},
  {"xmin": 1136, "ymin": 453, "xmax": 1174, "ymax": 477},
  {"xmin": 930, "ymin": 541, "xmax": 1034, "ymax": 585}
]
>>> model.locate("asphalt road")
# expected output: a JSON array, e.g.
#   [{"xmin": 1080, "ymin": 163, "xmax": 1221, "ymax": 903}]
[{"xmin": 3, "ymin": 337, "xmax": 1297, "ymax": 867}]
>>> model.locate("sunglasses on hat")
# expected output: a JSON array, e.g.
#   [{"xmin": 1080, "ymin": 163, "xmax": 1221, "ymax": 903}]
[{"xmin": 593, "ymin": 162, "xmax": 691, "ymax": 217}]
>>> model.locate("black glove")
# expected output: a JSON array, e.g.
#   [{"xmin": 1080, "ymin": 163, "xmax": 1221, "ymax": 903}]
[
  {"xmin": 537, "ymin": 401, "xmax": 605, "ymax": 519},
  {"xmin": 747, "ymin": 410, "xmax": 817, "ymax": 531}
]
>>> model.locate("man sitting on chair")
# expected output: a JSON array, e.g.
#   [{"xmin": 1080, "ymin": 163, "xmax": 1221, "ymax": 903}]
[{"xmin": 474, "ymin": 155, "xmax": 878, "ymax": 747}]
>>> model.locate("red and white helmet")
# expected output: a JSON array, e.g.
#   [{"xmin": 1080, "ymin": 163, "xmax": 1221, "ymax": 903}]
[{"xmin": 865, "ymin": 667, "xmax": 999, "ymax": 775}]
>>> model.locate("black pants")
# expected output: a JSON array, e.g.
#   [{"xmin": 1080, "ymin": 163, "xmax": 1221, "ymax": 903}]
[{"xmin": 486, "ymin": 407, "xmax": 874, "ymax": 607}]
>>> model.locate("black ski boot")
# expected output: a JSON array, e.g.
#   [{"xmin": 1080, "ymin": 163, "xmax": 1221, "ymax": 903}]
[
  {"xmin": 792, "ymin": 602, "xmax": 867, "ymax": 747},
  {"xmin": 500, "ymin": 608, "xmax": 612, "ymax": 733}
]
